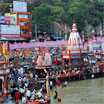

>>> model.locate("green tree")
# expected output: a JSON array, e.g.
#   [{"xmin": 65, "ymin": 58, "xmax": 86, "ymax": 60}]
[
  {"xmin": 31, "ymin": 0, "xmax": 104, "ymax": 37},
  {"xmin": 32, "ymin": 2, "xmax": 64, "ymax": 33},
  {"xmin": 66, "ymin": 0, "xmax": 91, "ymax": 32}
]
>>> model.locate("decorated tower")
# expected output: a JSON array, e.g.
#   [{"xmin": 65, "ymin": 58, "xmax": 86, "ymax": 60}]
[
  {"xmin": 62, "ymin": 23, "xmax": 84, "ymax": 70},
  {"xmin": 67, "ymin": 23, "xmax": 82, "ymax": 50}
]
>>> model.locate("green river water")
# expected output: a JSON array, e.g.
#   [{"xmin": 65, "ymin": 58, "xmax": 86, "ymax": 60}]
[{"xmin": 51, "ymin": 78, "xmax": 104, "ymax": 104}]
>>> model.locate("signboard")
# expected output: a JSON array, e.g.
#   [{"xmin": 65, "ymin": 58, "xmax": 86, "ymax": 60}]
[
  {"xmin": 0, "ymin": 25, "xmax": 20, "ymax": 35},
  {"xmin": 13, "ymin": 1, "xmax": 27, "ymax": 12},
  {"xmin": 5, "ymin": 13, "xmax": 17, "ymax": 25}
]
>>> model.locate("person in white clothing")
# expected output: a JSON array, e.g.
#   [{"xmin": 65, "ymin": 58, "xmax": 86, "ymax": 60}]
[
  {"xmin": 26, "ymin": 89, "xmax": 31, "ymax": 100},
  {"xmin": 22, "ymin": 96, "xmax": 27, "ymax": 104}
]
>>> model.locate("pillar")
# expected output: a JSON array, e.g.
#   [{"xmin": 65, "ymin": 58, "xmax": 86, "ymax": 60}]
[{"xmin": 3, "ymin": 75, "xmax": 8, "ymax": 96}]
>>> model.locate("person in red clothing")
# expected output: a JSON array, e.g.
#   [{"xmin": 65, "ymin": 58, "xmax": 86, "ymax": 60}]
[
  {"xmin": 55, "ymin": 78, "xmax": 62, "ymax": 103},
  {"xmin": 56, "ymin": 78, "xmax": 61, "ymax": 87},
  {"xmin": 53, "ymin": 57, "xmax": 58, "ymax": 65},
  {"xmin": 15, "ymin": 89, "xmax": 20, "ymax": 104}
]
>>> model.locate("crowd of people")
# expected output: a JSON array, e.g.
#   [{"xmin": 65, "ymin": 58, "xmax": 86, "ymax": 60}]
[
  {"xmin": 8, "ymin": 63, "xmax": 52, "ymax": 104},
  {"xmin": 0, "ymin": 44, "xmax": 103, "ymax": 104}
]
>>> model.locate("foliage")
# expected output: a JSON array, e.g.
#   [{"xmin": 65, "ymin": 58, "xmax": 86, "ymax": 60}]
[
  {"xmin": 0, "ymin": 0, "xmax": 103, "ymax": 35},
  {"xmin": 31, "ymin": 0, "xmax": 104, "ymax": 35}
]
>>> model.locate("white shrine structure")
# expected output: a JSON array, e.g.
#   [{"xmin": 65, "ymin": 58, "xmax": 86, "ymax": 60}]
[
  {"xmin": 67, "ymin": 23, "xmax": 82, "ymax": 50},
  {"xmin": 62, "ymin": 23, "xmax": 85, "ymax": 69}
]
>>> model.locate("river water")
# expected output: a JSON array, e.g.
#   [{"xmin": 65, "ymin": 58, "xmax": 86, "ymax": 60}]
[{"xmin": 52, "ymin": 78, "xmax": 104, "ymax": 104}]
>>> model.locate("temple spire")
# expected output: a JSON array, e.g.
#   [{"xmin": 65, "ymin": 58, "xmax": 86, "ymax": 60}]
[
  {"xmin": 67, "ymin": 22, "xmax": 82, "ymax": 50},
  {"xmin": 72, "ymin": 23, "xmax": 77, "ymax": 32}
]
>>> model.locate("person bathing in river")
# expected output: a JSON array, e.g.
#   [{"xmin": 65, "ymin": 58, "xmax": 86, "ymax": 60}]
[
  {"xmin": 53, "ymin": 90, "xmax": 62, "ymax": 103},
  {"xmin": 53, "ymin": 90, "xmax": 58, "ymax": 99}
]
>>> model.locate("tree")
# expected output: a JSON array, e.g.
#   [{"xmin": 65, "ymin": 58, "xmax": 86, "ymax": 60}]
[
  {"xmin": 66, "ymin": 0, "xmax": 91, "ymax": 32},
  {"xmin": 32, "ymin": 2, "xmax": 64, "ymax": 33},
  {"xmin": 31, "ymin": 0, "xmax": 104, "ymax": 37}
]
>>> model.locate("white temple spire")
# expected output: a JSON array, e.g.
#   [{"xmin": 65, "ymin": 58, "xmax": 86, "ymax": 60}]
[{"xmin": 68, "ymin": 23, "xmax": 82, "ymax": 50}]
